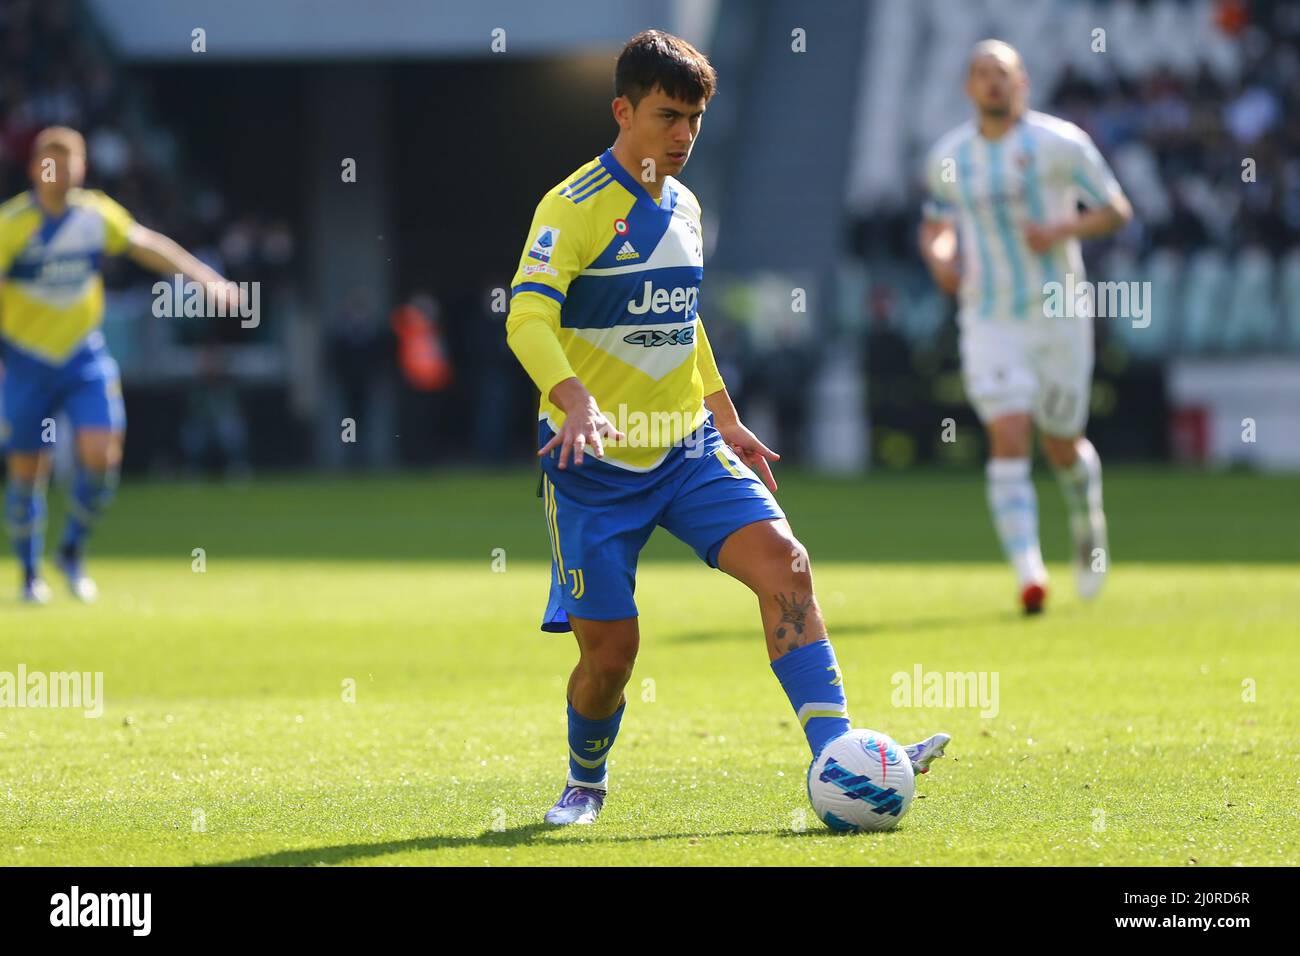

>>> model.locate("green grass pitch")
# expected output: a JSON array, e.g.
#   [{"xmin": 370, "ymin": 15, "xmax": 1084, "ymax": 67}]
[{"xmin": 1, "ymin": 467, "xmax": 1296, "ymax": 866}]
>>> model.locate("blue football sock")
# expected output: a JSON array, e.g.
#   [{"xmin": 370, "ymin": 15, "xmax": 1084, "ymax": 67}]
[
  {"xmin": 772, "ymin": 639, "xmax": 852, "ymax": 757},
  {"xmin": 566, "ymin": 699, "xmax": 625, "ymax": 790},
  {"xmin": 60, "ymin": 466, "xmax": 118, "ymax": 557},
  {"xmin": 5, "ymin": 477, "xmax": 45, "ymax": 582}
]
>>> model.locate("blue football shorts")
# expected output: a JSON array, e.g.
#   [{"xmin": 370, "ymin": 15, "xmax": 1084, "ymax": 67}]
[
  {"xmin": 0, "ymin": 332, "xmax": 126, "ymax": 453},
  {"xmin": 537, "ymin": 412, "xmax": 784, "ymax": 632}
]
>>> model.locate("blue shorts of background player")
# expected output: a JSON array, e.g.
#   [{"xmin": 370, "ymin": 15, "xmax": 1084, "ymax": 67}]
[
  {"xmin": 537, "ymin": 413, "xmax": 783, "ymax": 632},
  {"xmin": 2, "ymin": 331, "xmax": 125, "ymax": 601},
  {"xmin": 1, "ymin": 333, "xmax": 126, "ymax": 451}
]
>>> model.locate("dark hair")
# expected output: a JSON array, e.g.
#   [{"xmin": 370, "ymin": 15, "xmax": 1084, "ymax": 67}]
[{"xmin": 615, "ymin": 30, "xmax": 717, "ymax": 106}]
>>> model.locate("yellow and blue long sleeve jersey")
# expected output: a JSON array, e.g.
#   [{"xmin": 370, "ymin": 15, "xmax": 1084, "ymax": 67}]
[
  {"xmin": 507, "ymin": 148, "xmax": 725, "ymax": 472},
  {"xmin": 0, "ymin": 188, "xmax": 136, "ymax": 366}
]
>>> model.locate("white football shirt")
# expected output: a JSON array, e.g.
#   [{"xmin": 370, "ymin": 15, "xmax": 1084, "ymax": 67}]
[{"xmin": 923, "ymin": 110, "xmax": 1124, "ymax": 325}]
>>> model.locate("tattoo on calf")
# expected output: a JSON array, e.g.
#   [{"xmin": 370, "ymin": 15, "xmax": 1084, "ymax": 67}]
[{"xmin": 773, "ymin": 591, "xmax": 813, "ymax": 651}]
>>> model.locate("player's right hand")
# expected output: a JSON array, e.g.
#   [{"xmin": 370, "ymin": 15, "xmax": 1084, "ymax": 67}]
[
  {"xmin": 930, "ymin": 259, "xmax": 960, "ymax": 295},
  {"xmin": 539, "ymin": 392, "xmax": 625, "ymax": 469},
  {"xmin": 919, "ymin": 220, "xmax": 960, "ymax": 295}
]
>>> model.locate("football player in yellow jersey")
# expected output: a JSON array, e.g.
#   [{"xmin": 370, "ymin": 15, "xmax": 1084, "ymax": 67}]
[
  {"xmin": 505, "ymin": 31, "xmax": 949, "ymax": 827},
  {"xmin": 0, "ymin": 127, "xmax": 238, "ymax": 603}
]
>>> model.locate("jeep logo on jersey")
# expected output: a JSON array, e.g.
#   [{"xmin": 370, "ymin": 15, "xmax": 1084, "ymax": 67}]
[
  {"xmin": 622, "ymin": 326, "xmax": 695, "ymax": 348},
  {"xmin": 626, "ymin": 281, "xmax": 699, "ymax": 317}
]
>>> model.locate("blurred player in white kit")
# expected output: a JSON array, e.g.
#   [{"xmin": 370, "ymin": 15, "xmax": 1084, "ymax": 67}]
[{"xmin": 919, "ymin": 40, "xmax": 1133, "ymax": 614}]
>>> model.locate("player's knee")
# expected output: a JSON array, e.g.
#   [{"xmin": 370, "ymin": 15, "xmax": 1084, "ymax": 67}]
[
  {"xmin": 78, "ymin": 441, "xmax": 120, "ymax": 473},
  {"xmin": 6, "ymin": 453, "xmax": 48, "ymax": 483},
  {"xmin": 756, "ymin": 532, "xmax": 813, "ymax": 595},
  {"xmin": 81, "ymin": 451, "xmax": 109, "ymax": 472},
  {"xmin": 787, "ymin": 536, "xmax": 813, "ymax": 582},
  {"xmin": 988, "ymin": 415, "xmax": 1032, "ymax": 459},
  {"xmin": 582, "ymin": 650, "xmax": 636, "ymax": 693},
  {"xmin": 1042, "ymin": 435, "xmax": 1078, "ymax": 469}
]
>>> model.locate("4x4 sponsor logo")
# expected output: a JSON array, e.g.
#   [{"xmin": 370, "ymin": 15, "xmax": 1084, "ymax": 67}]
[{"xmin": 622, "ymin": 326, "xmax": 695, "ymax": 347}]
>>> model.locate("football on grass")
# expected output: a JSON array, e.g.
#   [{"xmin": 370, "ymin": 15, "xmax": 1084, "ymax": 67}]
[{"xmin": 808, "ymin": 729, "xmax": 916, "ymax": 832}]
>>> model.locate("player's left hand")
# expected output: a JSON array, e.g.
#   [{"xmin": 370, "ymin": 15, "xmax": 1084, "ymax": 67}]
[
  {"xmin": 1023, "ymin": 221, "xmax": 1065, "ymax": 253},
  {"xmin": 715, "ymin": 421, "xmax": 780, "ymax": 493}
]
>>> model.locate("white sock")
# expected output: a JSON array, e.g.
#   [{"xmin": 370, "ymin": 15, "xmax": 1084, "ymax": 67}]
[
  {"xmin": 986, "ymin": 457, "xmax": 1047, "ymax": 586},
  {"xmin": 1055, "ymin": 438, "xmax": 1103, "ymax": 535},
  {"xmin": 566, "ymin": 771, "xmax": 608, "ymax": 792}
]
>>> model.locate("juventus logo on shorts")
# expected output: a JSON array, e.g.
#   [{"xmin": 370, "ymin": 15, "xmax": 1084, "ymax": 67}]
[{"xmin": 568, "ymin": 568, "xmax": 586, "ymax": 598}]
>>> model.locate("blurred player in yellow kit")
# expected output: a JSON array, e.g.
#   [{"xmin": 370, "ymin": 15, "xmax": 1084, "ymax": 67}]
[{"xmin": 0, "ymin": 127, "xmax": 239, "ymax": 603}]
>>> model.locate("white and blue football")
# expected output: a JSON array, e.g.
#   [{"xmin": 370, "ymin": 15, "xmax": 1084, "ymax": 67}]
[{"xmin": 807, "ymin": 729, "xmax": 916, "ymax": 832}]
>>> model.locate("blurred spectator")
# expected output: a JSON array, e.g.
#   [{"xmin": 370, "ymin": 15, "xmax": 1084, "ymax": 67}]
[
  {"xmin": 391, "ymin": 292, "xmax": 453, "ymax": 393},
  {"xmin": 326, "ymin": 286, "xmax": 393, "ymax": 463},
  {"xmin": 459, "ymin": 277, "xmax": 528, "ymax": 462},
  {"xmin": 179, "ymin": 345, "xmax": 251, "ymax": 480},
  {"xmin": 390, "ymin": 293, "xmax": 453, "ymax": 464}
]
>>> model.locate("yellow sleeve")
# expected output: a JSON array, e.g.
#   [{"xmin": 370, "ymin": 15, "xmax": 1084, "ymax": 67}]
[
  {"xmin": 0, "ymin": 200, "xmax": 39, "ymax": 274},
  {"xmin": 84, "ymin": 190, "xmax": 136, "ymax": 255},
  {"xmin": 695, "ymin": 317, "xmax": 726, "ymax": 395},
  {"xmin": 0, "ymin": 222, "xmax": 21, "ymax": 275},
  {"xmin": 505, "ymin": 188, "xmax": 592, "ymax": 396},
  {"xmin": 506, "ymin": 298, "xmax": 576, "ymax": 399}
]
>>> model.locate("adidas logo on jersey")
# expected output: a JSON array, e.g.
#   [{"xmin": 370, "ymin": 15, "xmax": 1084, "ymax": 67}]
[{"xmin": 615, "ymin": 240, "xmax": 639, "ymax": 261}]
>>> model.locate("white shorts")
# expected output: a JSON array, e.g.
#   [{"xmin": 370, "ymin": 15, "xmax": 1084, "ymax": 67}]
[{"xmin": 958, "ymin": 317, "xmax": 1094, "ymax": 437}]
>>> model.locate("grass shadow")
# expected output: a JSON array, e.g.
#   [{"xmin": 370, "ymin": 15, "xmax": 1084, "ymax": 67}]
[
  {"xmin": 204, "ymin": 821, "xmax": 850, "ymax": 867},
  {"xmin": 665, "ymin": 609, "xmax": 1024, "ymax": 645}
]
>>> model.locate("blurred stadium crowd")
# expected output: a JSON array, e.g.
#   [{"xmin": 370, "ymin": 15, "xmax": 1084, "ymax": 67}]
[
  {"xmin": 0, "ymin": 0, "xmax": 298, "ymax": 351},
  {"xmin": 854, "ymin": 0, "xmax": 1300, "ymax": 351},
  {"xmin": 845, "ymin": 0, "xmax": 1300, "ymax": 468},
  {"xmin": 0, "ymin": 0, "xmax": 306, "ymax": 475},
  {"xmin": 2, "ymin": 0, "xmax": 1295, "ymax": 474}
]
